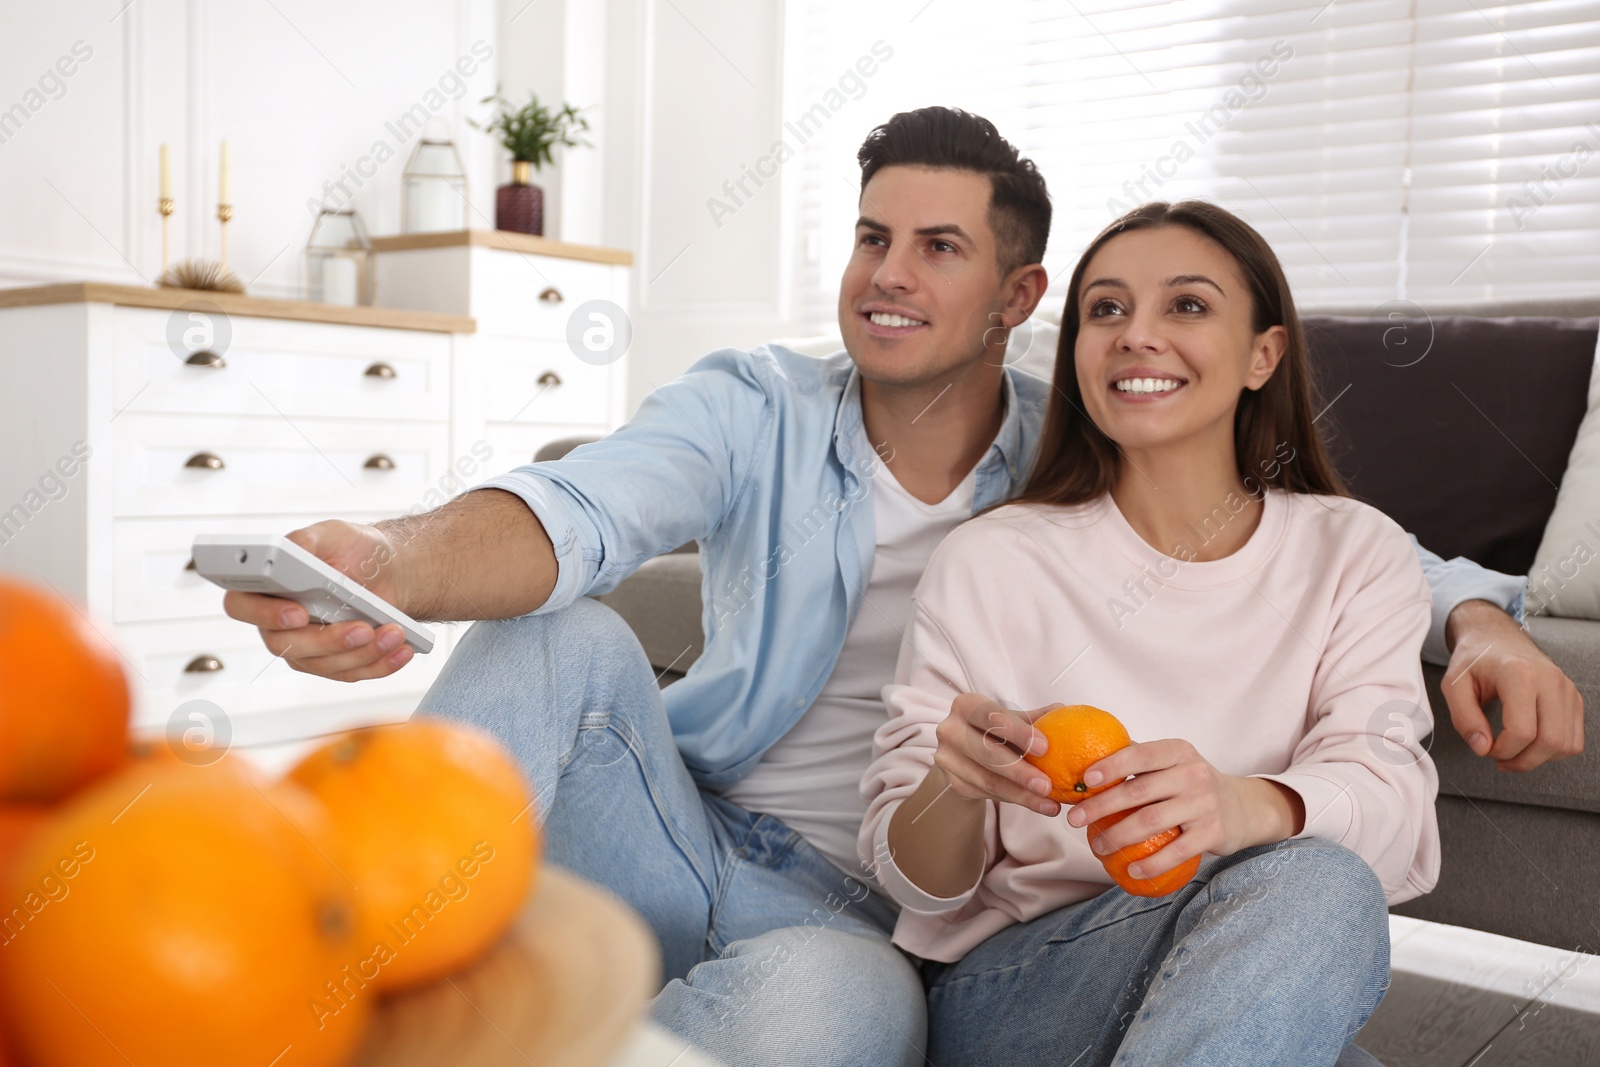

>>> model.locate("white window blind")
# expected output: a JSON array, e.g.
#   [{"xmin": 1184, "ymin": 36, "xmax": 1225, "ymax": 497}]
[{"xmin": 787, "ymin": 0, "xmax": 1600, "ymax": 328}]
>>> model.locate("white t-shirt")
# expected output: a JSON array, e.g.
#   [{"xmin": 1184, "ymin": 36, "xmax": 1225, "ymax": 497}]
[{"xmin": 721, "ymin": 455, "xmax": 978, "ymax": 878}]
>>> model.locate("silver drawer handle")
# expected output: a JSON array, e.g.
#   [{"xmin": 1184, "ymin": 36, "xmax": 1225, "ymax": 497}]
[
  {"xmin": 185, "ymin": 350, "xmax": 226, "ymax": 368},
  {"xmin": 364, "ymin": 361, "xmax": 397, "ymax": 379},
  {"xmin": 537, "ymin": 371, "xmax": 562, "ymax": 387},
  {"xmin": 538, "ymin": 287, "xmax": 564, "ymax": 304},
  {"xmin": 363, "ymin": 453, "xmax": 396, "ymax": 471},
  {"xmin": 184, "ymin": 451, "xmax": 225, "ymax": 470},
  {"xmin": 184, "ymin": 654, "xmax": 224, "ymax": 673},
  {"xmin": 184, "ymin": 557, "xmax": 197, "ymax": 572}
]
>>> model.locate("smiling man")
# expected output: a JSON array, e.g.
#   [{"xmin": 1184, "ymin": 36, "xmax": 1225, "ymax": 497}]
[{"xmin": 226, "ymin": 107, "xmax": 1581, "ymax": 1065}]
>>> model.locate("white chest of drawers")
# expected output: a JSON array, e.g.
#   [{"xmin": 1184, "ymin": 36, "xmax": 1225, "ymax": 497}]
[
  {"xmin": 372, "ymin": 229, "xmax": 633, "ymax": 478},
  {"xmin": 0, "ymin": 243, "xmax": 631, "ymax": 750}
]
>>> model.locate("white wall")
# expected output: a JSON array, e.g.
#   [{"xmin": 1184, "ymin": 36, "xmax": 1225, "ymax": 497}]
[
  {"xmin": 0, "ymin": 0, "xmax": 500, "ymax": 300},
  {"xmin": 0, "ymin": 0, "xmax": 808, "ymax": 416}
]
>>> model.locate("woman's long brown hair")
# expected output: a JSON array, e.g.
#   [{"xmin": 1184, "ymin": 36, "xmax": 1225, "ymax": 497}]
[{"xmin": 1000, "ymin": 200, "xmax": 1349, "ymax": 513}]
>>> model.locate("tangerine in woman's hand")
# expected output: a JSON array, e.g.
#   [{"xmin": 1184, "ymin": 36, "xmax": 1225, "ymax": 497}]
[
  {"xmin": 1024, "ymin": 704, "xmax": 1131, "ymax": 805},
  {"xmin": 1089, "ymin": 807, "xmax": 1203, "ymax": 897}
]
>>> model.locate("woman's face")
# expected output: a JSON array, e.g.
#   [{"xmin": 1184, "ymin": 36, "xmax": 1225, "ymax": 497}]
[{"xmin": 1073, "ymin": 225, "xmax": 1285, "ymax": 455}]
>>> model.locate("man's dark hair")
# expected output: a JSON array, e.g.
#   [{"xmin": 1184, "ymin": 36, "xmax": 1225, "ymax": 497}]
[{"xmin": 857, "ymin": 106, "xmax": 1051, "ymax": 277}]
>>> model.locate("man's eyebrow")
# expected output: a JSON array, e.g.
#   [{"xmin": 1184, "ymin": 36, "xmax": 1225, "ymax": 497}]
[{"xmin": 854, "ymin": 217, "xmax": 974, "ymax": 244}]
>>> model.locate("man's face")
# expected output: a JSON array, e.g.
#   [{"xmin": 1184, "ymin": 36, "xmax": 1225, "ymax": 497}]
[{"xmin": 837, "ymin": 165, "xmax": 1011, "ymax": 388}]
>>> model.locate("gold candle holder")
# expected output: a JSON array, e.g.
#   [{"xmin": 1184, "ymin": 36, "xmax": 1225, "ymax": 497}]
[
  {"xmin": 159, "ymin": 197, "xmax": 175, "ymax": 272},
  {"xmin": 216, "ymin": 203, "xmax": 234, "ymax": 270}
]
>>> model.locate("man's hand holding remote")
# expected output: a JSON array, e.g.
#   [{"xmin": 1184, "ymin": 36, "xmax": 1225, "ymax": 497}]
[{"xmin": 222, "ymin": 489, "xmax": 558, "ymax": 682}]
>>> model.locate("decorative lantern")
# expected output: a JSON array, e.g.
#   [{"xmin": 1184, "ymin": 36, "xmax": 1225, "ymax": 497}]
[
  {"xmin": 306, "ymin": 208, "xmax": 374, "ymax": 306},
  {"xmin": 402, "ymin": 125, "xmax": 467, "ymax": 234}
]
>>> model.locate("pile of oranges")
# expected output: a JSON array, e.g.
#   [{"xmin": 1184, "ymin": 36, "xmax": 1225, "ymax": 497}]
[
  {"xmin": 0, "ymin": 577, "xmax": 541, "ymax": 1066},
  {"xmin": 1025, "ymin": 704, "xmax": 1202, "ymax": 898}
]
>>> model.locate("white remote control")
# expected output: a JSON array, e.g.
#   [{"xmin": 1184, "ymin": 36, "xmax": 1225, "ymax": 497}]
[{"xmin": 191, "ymin": 534, "xmax": 434, "ymax": 654}]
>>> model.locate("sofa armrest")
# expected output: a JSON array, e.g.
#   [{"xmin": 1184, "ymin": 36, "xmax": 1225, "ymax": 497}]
[{"xmin": 1423, "ymin": 615, "xmax": 1599, "ymax": 813}]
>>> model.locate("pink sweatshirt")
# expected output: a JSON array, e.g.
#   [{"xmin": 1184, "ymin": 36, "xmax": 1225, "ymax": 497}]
[{"xmin": 857, "ymin": 489, "xmax": 1440, "ymax": 962}]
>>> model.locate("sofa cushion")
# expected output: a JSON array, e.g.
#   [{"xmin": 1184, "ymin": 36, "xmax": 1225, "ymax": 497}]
[
  {"xmin": 1305, "ymin": 314, "xmax": 1599, "ymax": 575},
  {"xmin": 594, "ymin": 553, "xmax": 705, "ymax": 675},
  {"xmin": 1528, "ymin": 331, "xmax": 1600, "ymax": 619}
]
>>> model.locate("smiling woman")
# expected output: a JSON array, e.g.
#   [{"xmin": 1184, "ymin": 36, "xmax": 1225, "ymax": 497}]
[{"xmin": 862, "ymin": 199, "xmax": 1439, "ymax": 1065}]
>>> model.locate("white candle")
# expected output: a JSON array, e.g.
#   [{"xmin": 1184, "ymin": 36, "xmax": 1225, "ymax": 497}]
[
  {"xmin": 322, "ymin": 256, "xmax": 358, "ymax": 305},
  {"xmin": 405, "ymin": 180, "xmax": 461, "ymax": 233},
  {"xmin": 218, "ymin": 140, "xmax": 231, "ymax": 204},
  {"xmin": 159, "ymin": 144, "xmax": 171, "ymax": 200}
]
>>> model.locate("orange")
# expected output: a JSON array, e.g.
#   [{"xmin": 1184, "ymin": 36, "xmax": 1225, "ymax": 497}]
[
  {"xmin": 0, "ymin": 578, "xmax": 129, "ymax": 801},
  {"xmin": 0, "ymin": 760, "xmax": 370, "ymax": 1066},
  {"xmin": 1024, "ymin": 704, "xmax": 1132, "ymax": 804},
  {"xmin": 1089, "ymin": 806, "xmax": 1202, "ymax": 897},
  {"xmin": 288, "ymin": 718, "xmax": 539, "ymax": 992},
  {"xmin": 0, "ymin": 806, "xmax": 48, "ymax": 883}
]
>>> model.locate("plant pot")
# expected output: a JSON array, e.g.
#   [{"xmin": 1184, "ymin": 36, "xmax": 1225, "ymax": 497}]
[{"xmin": 496, "ymin": 160, "xmax": 543, "ymax": 236}]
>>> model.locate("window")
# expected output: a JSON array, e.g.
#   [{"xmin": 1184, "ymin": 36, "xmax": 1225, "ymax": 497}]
[{"xmin": 788, "ymin": 0, "xmax": 1600, "ymax": 328}]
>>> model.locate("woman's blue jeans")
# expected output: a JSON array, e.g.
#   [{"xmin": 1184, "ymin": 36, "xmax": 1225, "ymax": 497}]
[
  {"xmin": 921, "ymin": 836, "xmax": 1392, "ymax": 1066},
  {"xmin": 419, "ymin": 597, "xmax": 928, "ymax": 1067}
]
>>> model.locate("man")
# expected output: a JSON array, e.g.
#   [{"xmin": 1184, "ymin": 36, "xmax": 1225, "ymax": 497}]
[{"xmin": 227, "ymin": 107, "xmax": 1583, "ymax": 1064}]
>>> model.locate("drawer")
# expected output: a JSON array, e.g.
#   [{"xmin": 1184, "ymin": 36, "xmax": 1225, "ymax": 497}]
[
  {"xmin": 472, "ymin": 254, "xmax": 618, "ymax": 339},
  {"xmin": 117, "ymin": 616, "xmax": 454, "ymax": 736},
  {"xmin": 112, "ymin": 413, "xmax": 450, "ymax": 518},
  {"xmin": 112, "ymin": 513, "xmax": 393, "ymax": 623},
  {"xmin": 480, "ymin": 422, "xmax": 611, "ymax": 476},
  {"xmin": 111, "ymin": 306, "xmax": 451, "ymax": 422},
  {"xmin": 481, "ymin": 336, "xmax": 614, "ymax": 426}
]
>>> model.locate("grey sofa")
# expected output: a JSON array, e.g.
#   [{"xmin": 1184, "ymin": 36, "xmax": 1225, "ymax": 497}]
[{"xmin": 540, "ymin": 294, "xmax": 1600, "ymax": 955}]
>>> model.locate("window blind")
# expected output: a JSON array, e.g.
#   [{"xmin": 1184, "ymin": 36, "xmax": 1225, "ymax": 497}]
[{"xmin": 788, "ymin": 0, "xmax": 1600, "ymax": 327}]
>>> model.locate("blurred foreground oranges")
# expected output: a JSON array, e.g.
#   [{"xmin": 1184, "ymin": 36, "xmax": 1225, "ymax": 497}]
[
  {"xmin": 0, "ymin": 574, "xmax": 543, "ymax": 1065},
  {"xmin": 0, "ymin": 579, "xmax": 129, "ymax": 801},
  {"xmin": 0, "ymin": 762, "xmax": 370, "ymax": 1067},
  {"xmin": 289, "ymin": 719, "xmax": 540, "ymax": 992},
  {"xmin": 1026, "ymin": 704, "xmax": 1201, "ymax": 898}
]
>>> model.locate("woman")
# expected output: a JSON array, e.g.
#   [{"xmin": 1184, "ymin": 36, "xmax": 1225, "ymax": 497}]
[{"xmin": 857, "ymin": 201, "xmax": 1437, "ymax": 1066}]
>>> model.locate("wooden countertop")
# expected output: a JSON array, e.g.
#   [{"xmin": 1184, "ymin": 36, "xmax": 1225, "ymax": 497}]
[
  {"xmin": 370, "ymin": 229, "xmax": 634, "ymax": 266},
  {"xmin": 0, "ymin": 282, "xmax": 476, "ymax": 333}
]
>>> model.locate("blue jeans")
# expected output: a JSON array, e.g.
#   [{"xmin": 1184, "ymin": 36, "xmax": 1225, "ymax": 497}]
[
  {"xmin": 921, "ymin": 836, "xmax": 1392, "ymax": 1066},
  {"xmin": 418, "ymin": 597, "xmax": 927, "ymax": 1067}
]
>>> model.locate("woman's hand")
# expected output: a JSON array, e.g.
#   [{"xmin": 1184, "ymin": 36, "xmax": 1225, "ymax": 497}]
[
  {"xmin": 933, "ymin": 692, "xmax": 1064, "ymax": 817},
  {"xmin": 1063, "ymin": 738, "xmax": 1307, "ymax": 879}
]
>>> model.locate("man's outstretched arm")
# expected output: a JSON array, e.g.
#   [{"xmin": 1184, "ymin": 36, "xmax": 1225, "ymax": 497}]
[
  {"xmin": 1411, "ymin": 536, "xmax": 1585, "ymax": 773},
  {"xmin": 223, "ymin": 488, "xmax": 558, "ymax": 682}
]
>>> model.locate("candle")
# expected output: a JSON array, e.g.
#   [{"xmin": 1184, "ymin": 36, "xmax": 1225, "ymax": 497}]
[
  {"xmin": 159, "ymin": 144, "xmax": 171, "ymax": 200},
  {"xmin": 322, "ymin": 256, "xmax": 358, "ymax": 306},
  {"xmin": 405, "ymin": 180, "xmax": 462, "ymax": 233},
  {"xmin": 219, "ymin": 140, "xmax": 231, "ymax": 204}
]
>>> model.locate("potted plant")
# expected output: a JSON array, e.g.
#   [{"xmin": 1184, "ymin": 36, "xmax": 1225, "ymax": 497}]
[{"xmin": 471, "ymin": 89, "xmax": 591, "ymax": 236}]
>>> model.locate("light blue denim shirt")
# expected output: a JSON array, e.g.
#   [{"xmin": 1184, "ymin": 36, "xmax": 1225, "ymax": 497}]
[{"xmin": 476, "ymin": 343, "xmax": 1525, "ymax": 790}]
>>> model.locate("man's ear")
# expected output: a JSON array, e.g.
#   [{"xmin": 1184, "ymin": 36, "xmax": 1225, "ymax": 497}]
[
  {"xmin": 1245, "ymin": 324, "xmax": 1288, "ymax": 390},
  {"xmin": 998, "ymin": 263, "xmax": 1050, "ymax": 328}
]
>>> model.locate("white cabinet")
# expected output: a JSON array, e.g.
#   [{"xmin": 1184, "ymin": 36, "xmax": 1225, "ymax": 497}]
[
  {"xmin": 372, "ymin": 230, "xmax": 633, "ymax": 477},
  {"xmin": 0, "ymin": 245, "xmax": 632, "ymax": 751}
]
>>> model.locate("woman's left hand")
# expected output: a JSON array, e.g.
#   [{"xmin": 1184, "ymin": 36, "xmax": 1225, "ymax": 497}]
[{"xmin": 1063, "ymin": 739, "xmax": 1306, "ymax": 880}]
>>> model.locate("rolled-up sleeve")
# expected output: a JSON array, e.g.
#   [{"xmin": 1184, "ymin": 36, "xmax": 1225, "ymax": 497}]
[
  {"xmin": 1409, "ymin": 535, "xmax": 1527, "ymax": 666},
  {"xmin": 473, "ymin": 349, "xmax": 773, "ymax": 615}
]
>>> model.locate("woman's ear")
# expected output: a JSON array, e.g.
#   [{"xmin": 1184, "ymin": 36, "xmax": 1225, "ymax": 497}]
[{"xmin": 1245, "ymin": 324, "xmax": 1289, "ymax": 391}]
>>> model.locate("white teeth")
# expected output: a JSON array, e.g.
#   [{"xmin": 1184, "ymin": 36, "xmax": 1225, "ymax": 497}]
[
  {"xmin": 1114, "ymin": 377, "xmax": 1185, "ymax": 394},
  {"xmin": 869, "ymin": 311, "xmax": 926, "ymax": 328}
]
